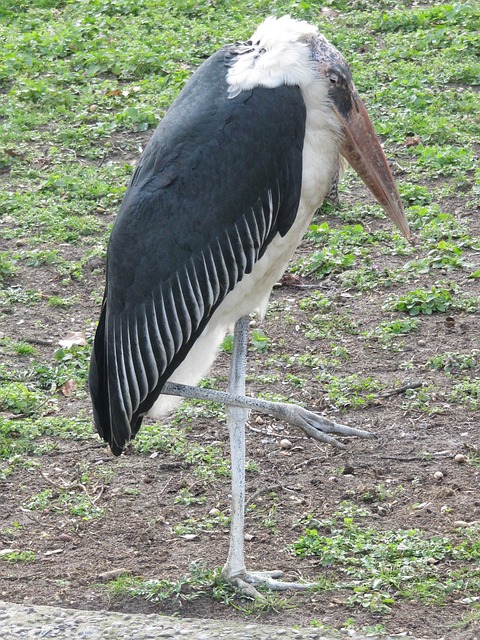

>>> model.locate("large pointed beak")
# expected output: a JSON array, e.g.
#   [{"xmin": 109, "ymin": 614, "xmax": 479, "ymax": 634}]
[{"xmin": 337, "ymin": 88, "xmax": 411, "ymax": 240}]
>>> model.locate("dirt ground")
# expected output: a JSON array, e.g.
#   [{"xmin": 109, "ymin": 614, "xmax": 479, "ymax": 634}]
[{"xmin": 1, "ymin": 157, "xmax": 479, "ymax": 639}]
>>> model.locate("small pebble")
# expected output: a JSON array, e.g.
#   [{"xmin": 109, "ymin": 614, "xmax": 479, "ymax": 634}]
[
  {"xmin": 97, "ymin": 568, "xmax": 128, "ymax": 582},
  {"xmin": 454, "ymin": 453, "xmax": 466, "ymax": 464},
  {"xmin": 56, "ymin": 533, "xmax": 74, "ymax": 542},
  {"xmin": 434, "ymin": 471, "xmax": 444, "ymax": 481},
  {"xmin": 280, "ymin": 438, "xmax": 293, "ymax": 449}
]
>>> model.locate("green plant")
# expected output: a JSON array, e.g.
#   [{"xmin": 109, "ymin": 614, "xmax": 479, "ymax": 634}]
[
  {"xmin": 105, "ymin": 560, "xmax": 288, "ymax": 611},
  {"xmin": 25, "ymin": 475, "xmax": 106, "ymax": 521},
  {"xmin": 0, "ymin": 287, "xmax": 42, "ymax": 305},
  {"xmin": 251, "ymin": 328, "xmax": 270, "ymax": 353},
  {"xmin": 299, "ymin": 291, "xmax": 333, "ymax": 312},
  {"xmin": 304, "ymin": 314, "xmax": 359, "ymax": 340},
  {"xmin": 428, "ymin": 352, "xmax": 478, "ymax": 373},
  {"xmin": 173, "ymin": 510, "xmax": 230, "ymax": 536},
  {"xmin": 385, "ymin": 285, "xmax": 453, "ymax": 315},
  {"xmin": 367, "ymin": 317, "xmax": 421, "ymax": 341},
  {"xmin": 48, "ymin": 294, "xmax": 71, "ymax": 308},
  {"xmin": 317, "ymin": 373, "xmax": 383, "ymax": 410},
  {"xmin": 13, "ymin": 341, "xmax": 38, "ymax": 356},
  {"xmin": 450, "ymin": 380, "xmax": 480, "ymax": 409},
  {"xmin": 0, "ymin": 550, "xmax": 35, "ymax": 563},
  {"xmin": 0, "ymin": 416, "xmax": 93, "ymax": 462},
  {"xmin": 410, "ymin": 144, "xmax": 476, "ymax": 177},
  {"xmin": 401, "ymin": 386, "xmax": 447, "ymax": 414},
  {"xmin": 292, "ymin": 503, "xmax": 480, "ymax": 612},
  {"xmin": 0, "ymin": 253, "xmax": 16, "ymax": 283},
  {"xmin": 174, "ymin": 488, "xmax": 207, "ymax": 506},
  {"xmin": 296, "ymin": 246, "xmax": 357, "ymax": 278},
  {"xmin": 0, "ymin": 382, "xmax": 47, "ymax": 415},
  {"xmin": 339, "ymin": 266, "xmax": 407, "ymax": 291}
]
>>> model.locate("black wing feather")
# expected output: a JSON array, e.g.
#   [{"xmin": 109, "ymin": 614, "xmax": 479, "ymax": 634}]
[{"xmin": 90, "ymin": 45, "xmax": 306, "ymax": 455}]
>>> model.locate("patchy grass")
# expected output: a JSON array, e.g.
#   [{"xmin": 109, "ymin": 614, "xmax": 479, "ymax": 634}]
[
  {"xmin": 1, "ymin": 0, "xmax": 479, "ymax": 637},
  {"xmin": 292, "ymin": 503, "xmax": 480, "ymax": 613}
]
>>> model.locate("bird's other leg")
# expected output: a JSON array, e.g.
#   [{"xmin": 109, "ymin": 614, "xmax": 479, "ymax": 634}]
[
  {"xmin": 162, "ymin": 384, "xmax": 374, "ymax": 449},
  {"xmin": 218, "ymin": 316, "xmax": 315, "ymax": 599}
]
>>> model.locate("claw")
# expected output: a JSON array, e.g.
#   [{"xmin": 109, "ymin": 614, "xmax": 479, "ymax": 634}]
[
  {"xmin": 273, "ymin": 403, "xmax": 375, "ymax": 447},
  {"xmin": 229, "ymin": 571, "xmax": 315, "ymax": 599}
]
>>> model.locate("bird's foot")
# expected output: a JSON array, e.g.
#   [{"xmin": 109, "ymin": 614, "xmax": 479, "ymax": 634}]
[
  {"xmin": 226, "ymin": 570, "xmax": 315, "ymax": 600},
  {"xmin": 269, "ymin": 403, "xmax": 375, "ymax": 449}
]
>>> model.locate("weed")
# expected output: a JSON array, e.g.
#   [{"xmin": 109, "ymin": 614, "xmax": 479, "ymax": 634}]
[
  {"xmin": 366, "ymin": 317, "xmax": 421, "ymax": 344},
  {"xmin": 0, "ymin": 415, "xmax": 93, "ymax": 462},
  {"xmin": 295, "ymin": 246, "xmax": 356, "ymax": 278},
  {"xmin": 339, "ymin": 266, "xmax": 407, "ymax": 291},
  {"xmin": 13, "ymin": 342, "xmax": 38, "ymax": 356},
  {"xmin": 398, "ymin": 182, "xmax": 432, "ymax": 206},
  {"xmin": 292, "ymin": 503, "xmax": 480, "ymax": 611},
  {"xmin": 105, "ymin": 560, "xmax": 288, "ymax": 611},
  {"xmin": 357, "ymin": 483, "xmax": 399, "ymax": 504},
  {"xmin": 134, "ymin": 419, "xmax": 229, "ymax": 480},
  {"xmin": 452, "ymin": 605, "xmax": 480, "ymax": 632},
  {"xmin": 48, "ymin": 295, "xmax": 71, "ymax": 308},
  {"xmin": 173, "ymin": 510, "xmax": 230, "ymax": 536},
  {"xmin": 0, "ymin": 253, "xmax": 16, "ymax": 283},
  {"xmin": 385, "ymin": 283, "xmax": 479, "ymax": 316},
  {"xmin": 317, "ymin": 373, "xmax": 383, "ymax": 410},
  {"xmin": 0, "ymin": 287, "xmax": 42, "ymax": 305},
  {"xmin": 403, "ymin": 242, "xmax": 469, "ymax": 274},
  {"xmin": 428, "ymin": 352, "xmax": 478, "ymax": 374},
  {"xmin": 174, "ymin": 488, "xmax": 207, "ymax": 506},
  {"xmin": 22, "ymin": 249, "xmax": 60, "ymax": 268},
  {"xmin": 0, "ymin": 382, "xmax": 48, "ymax": 416},
  {"xmin": 251, "ymin": 328, "xmax": 270, "ymax": 353},
  {"xmin": 304, "ymin": 314, "xmax": 359, "ymax": 340},
  {"xmin": 409, "ymin": 144, "xmax": 476, "ymax": 177},
  {"xmin": 401, "ymin": 386, "xmax": 447, "ymax": 415},
  {"xmin": 450, "ymin": 380, "xmax": 480, "ymax": 409},
  {"xmin": 0, "ymin": 550, "xmax": 35, "ymax": 563},
  {"xmin": 32, "ymin": 344, "xmax": 90, "ymax": 392},
  {"xmin": 220, "ymin": 334, "xmax": 234, "ymax": 353},
  {"xmin": 299, "ymin": 291, "xmax": 333, "ymax": 312},
  {"xmin": 25, "ymin": 469, "xmax": 107, "ymax": 520}
]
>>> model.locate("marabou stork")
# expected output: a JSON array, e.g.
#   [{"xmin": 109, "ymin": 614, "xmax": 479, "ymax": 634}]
[{"xmin": 90, "ymin": 16, "xmax": 410, "ymax": 597}]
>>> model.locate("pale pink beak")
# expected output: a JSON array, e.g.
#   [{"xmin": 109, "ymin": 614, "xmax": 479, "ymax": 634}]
[{"xmin": 337, "ymin": 87, "xmax": 411, "ymax": 240}]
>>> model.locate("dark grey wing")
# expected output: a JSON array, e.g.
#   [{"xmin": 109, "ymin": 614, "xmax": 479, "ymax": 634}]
[{"xmin": 89, "ymin": 45, "xmax": 306, "ymax": 455}]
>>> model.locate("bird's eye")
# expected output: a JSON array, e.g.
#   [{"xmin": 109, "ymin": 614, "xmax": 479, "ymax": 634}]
[{"xmin": 328, "ymin": 73, "xmax": 339, "ymax": 85}]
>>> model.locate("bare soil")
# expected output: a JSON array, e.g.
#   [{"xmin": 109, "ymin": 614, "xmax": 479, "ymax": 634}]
[{"xmin": 0, "ymin": 153, "xmax": 479, "ymax": 639}]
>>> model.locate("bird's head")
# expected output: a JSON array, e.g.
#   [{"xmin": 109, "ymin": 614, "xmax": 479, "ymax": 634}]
[{"xmin": 227, "ymin": 16, "xmax": 411, "ymax": 240}]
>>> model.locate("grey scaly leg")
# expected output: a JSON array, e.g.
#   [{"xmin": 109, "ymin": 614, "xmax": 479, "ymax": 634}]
[
  {"xmin": 216, "ymin": 318, "xmax": 314, "ymax": 597},
  {"xmin": 220, "ymin": 315, "xmax": 249, "ymax": 585}
]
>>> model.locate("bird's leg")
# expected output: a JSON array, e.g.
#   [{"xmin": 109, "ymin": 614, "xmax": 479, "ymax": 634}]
[
  {"xmin": 188, "ymin": 317, "xmax": 314, "ymax": 599},
  {"xmin": 162, "ymin": 384, "xmax": 374, "ymax": 449},
  {"xmin": 220, "ymin": 315, "xmax": 249, "ymax": 586},
  {"xmin": 161, "ymin": 320, "xmax": 374, "ymax": 597}
]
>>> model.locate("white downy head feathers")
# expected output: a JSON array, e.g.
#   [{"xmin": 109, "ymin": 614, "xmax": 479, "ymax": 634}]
[{"xmin": 227, "ymin": 16, "xmax": 319, "ymax": 98}]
